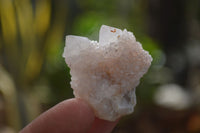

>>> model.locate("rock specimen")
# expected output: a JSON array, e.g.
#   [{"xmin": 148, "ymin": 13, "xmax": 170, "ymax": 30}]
[{"xmin": 63, "ymin": 25, "xmax": 152, "ymax": 121}]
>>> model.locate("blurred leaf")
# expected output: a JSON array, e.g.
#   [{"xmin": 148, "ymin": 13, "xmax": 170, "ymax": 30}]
[
  {"xmin": 0, "ymin": 0, "xmax": 19, "ymax": 64},
  {"xmin": 35, "ymin": 0, "xmax": 51, "ymax": 37},
  {"xmin": 0, "ymin": 0, "xmax": 17, "ymax": 44},
  {"xmin": 25, "ymin": 51, "xmax": 43, "ymax": 82},
  {"xmin": 0, "ymin": 65, "xmax": 21, "ymax": 130}
]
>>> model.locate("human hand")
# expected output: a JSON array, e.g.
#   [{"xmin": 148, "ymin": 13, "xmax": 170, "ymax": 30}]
[{"xmin": 20, "ymin": 98, "xmax": 119, "ymax": 133}]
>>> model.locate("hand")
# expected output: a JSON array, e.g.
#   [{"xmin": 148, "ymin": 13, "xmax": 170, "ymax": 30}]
[{"xmin": 20, "ymin": 98, "xmax": 119, "ymax": 133}]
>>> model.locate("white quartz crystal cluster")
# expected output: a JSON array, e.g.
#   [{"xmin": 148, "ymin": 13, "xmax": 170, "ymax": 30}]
[{"xmin": 63, "ymin": 25, "xmax": 152, "ymax": 121}]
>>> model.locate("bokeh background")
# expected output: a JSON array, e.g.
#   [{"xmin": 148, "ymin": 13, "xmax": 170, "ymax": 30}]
[{"xmin": 0, "ymin": 0, "xmax": 200, "ymax": 132}]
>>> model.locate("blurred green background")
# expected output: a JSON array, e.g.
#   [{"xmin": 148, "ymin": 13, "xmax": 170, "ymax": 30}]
[{"xmin": 0, "ymin": 0, "xmax": 200, "ymax": 132}]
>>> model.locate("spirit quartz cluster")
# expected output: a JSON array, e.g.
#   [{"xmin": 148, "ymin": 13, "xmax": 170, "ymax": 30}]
[{"xmin": 63, "ymin": 25, "xmax": 152, "ymax": 121}]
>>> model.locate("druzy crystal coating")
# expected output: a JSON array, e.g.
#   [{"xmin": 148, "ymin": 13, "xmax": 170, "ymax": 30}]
[{"xmin": 63, "ymin": 25, "xmax": 152, "ymax": 121}]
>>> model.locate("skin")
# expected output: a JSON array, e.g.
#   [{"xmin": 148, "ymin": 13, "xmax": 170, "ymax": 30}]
[{"xmin": 20, "ymin": 98, "xmax": 119, "ymax": 133}]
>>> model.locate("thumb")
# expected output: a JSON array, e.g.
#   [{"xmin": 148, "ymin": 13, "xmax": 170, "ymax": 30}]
[{"xmin": 20, "ymin": 98, "xmax": 95, "ymax": 133}]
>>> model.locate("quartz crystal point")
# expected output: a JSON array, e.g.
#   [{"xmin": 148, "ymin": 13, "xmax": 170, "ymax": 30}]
[{"xmin": 63, "ymin": 25, "xmax": 152, "ymax": 121}]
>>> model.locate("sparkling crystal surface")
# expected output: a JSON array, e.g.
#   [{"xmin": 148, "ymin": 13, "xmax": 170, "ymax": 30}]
[{"xmin": 63, "ymin": 25, "xmax": 152, "ymax": 121}]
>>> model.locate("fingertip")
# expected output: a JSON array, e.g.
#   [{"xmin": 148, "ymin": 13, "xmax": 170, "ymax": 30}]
[{"xmin": 20, "ymin": 98, "xmax": 95, "ymax": 133}]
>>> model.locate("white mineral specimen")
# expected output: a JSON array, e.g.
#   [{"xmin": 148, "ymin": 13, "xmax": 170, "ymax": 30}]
[{"xmin": 63, "ymin": 25, "xmax": 152, "ymax": 121}]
